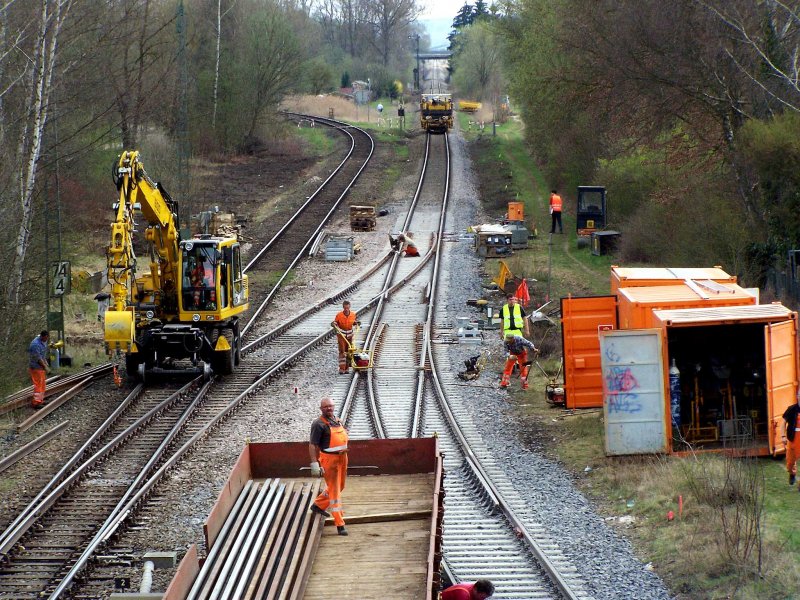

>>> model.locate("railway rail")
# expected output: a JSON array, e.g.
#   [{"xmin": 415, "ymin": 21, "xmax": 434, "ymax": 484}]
[
  {"xmin": 0, "ymin": 121, "xmax": 593, "ymax": 600},
  {"xmin": 339, "ymin": 132, "xmax": 593, "ymax": 600},
  {"xmin": 0, "ymin": 115, "xmax": 375, "ymax": 599}
]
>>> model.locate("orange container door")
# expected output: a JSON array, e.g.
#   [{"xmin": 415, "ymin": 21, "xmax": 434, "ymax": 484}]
[
  {"xmin": 507, "ymin": 201, "xmax": 524, "ymax": 221},
  {"xmin": 765, "ymin": 319, "xmax": 799, "ymax": 455},
  {"xmin": 562, "ymin": 296, "xmax": 618, "ymax": 408}
]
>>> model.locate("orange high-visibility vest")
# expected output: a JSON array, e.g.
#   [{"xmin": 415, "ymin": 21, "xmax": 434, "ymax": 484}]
[
  {"xmin": 320, "ymin": 416, "xmax": 349, "ymax": 453},
  {"xmin": 550, "ymin": 193, "xmax": 563, "ymax": 212},
  {"xmin": 334, "ymin": 310, "xmax": 357, "ymax": 334}
]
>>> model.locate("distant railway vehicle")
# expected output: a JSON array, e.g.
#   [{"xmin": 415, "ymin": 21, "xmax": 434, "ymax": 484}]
[{"xmin": 420, "ymin": 93, "xmax": 453, "ymax": 133}]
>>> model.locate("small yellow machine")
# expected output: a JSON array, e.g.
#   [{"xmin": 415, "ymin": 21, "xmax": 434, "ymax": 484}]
[
  {"xmin": 333, "ymin": 323, "xmax": 373, "ymax": 370},
  {"xmin": 420, "ymin": 93, "xmax": 453, "ymax": 133},
  {"xmin": 105, "ymin": 150, "xmax": 249, "ymax": 380}
]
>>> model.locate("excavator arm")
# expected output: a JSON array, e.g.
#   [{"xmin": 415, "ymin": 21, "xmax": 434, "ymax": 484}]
[{"xmin": 105, "ymin": 150, "xmax": 181, "ymax": 352}]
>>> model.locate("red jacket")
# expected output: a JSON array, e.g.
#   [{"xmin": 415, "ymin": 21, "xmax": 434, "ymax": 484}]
[{"xmin": 442, "ymin": 583, "xmax": 475, "ymax": 600}]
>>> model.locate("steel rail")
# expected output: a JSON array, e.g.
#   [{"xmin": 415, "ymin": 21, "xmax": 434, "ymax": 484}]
[
  {"xmin": 338, "ymin": 132, "xmax": 433, "ymax": 425},
  {"xmin": 0, "ymin": 384, "xmax": 144, "ymax": 555},
  {"xmin": 240, "ymin": 118, "xmax": 375, "ymax": 337},
  {"xmin": 3, "ymin": 114, "xmax": 372, "ymax": 598},
  {"xmin": 243, "ymin": 116, "xmax": 358, "ymax": 273},
  {"xmin": 0, "ymin": 381, "xmax": 200, "ymax": 560}
]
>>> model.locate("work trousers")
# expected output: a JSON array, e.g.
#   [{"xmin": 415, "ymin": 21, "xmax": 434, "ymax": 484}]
[
  {"xmin": 404, "ymin": 245, "xmax": 420, "ymax": 257},
  {"xmin": 787, "ymin": 436, "xmax": 800, "ymax": 477},
  {"xmin": 550, "ymin": 211, "xmax": 562, "ymax": 233},
  {"xmin": 503, "ymin": 349, "xmax": 529, "ymax": 379},
  {"xmin": 336, "ymin": 333, "xmax": 353, "ymax": 373},
  {"xmin": 315, "ymin": 452, "xmax": 348, "ymax": 526},
  {"xmin": 28, "ymin": 368, "xmax": 46, "ymax": 407}
]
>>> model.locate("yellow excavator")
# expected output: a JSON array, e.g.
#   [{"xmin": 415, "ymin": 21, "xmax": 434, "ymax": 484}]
[{"xmin": 104, "ymin": 150, "xmax": 248, "ymax": 380}]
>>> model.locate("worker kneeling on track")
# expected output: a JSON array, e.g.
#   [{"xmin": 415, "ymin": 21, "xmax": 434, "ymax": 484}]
[
  {"xmin": 389, "ymin": 231, "xmax": 419, "ymax": 257},
  {"xmin": 501, "ymin": 332, "xmax": 537, "ymax": 390},
  {"xmin": 309, "ymin": 397, "xmax": 350, "ymax": 536}
]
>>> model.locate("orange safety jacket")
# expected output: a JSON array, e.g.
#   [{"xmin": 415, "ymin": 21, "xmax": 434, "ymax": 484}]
[
  {"xmin": 549, "ymin": 193, "xmax": 563, "ymax": 212},
  {"xmin": 334, "ymin": 310, "xmax": 357, "ymax": 335},
  {"xmin": 320, "ymin": 416, "xmax": 349, "ymax": 453}
]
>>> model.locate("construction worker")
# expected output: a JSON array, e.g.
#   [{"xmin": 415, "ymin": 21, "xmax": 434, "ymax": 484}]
[
  {"xmin": 390, "ymin": 232, "xmax": 420, "ymax": 257},
  {"xmin": 501, "ymin": 332, "xmax": 537, "ymax": 389},
  {"xmin": 782, "ymin": 391, "xmax": 800, "ymax": 489},
  {"xmin": 501, "ymin": 295, "xmax": 530, "ymax": 339},
  {"xmin": 309, "ymin": 397, "xmax": 350, "ymax": 536},
  {"xmin": 332, "ymin": 300, "xmax": 357, "ymax": 374},
  {"xmin": 28, "ymin": 330, "xmax": 50, "ymax": 409},
  {"xmin": 441, "ymin": 579, "xmax": 495, "ymax": 599},
  {"xmin": 549, "ymin": 189, "xmax": 563, "ymax": 234},
  {"xmin": 190, "ymin": 257, "xmax": 216, "ymax": 309}
]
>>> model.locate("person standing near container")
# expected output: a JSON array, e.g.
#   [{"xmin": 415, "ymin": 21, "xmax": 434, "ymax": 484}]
[
  {"xmin": 309, "ymin": 397, "xmax": 350, "ymax": 535},
  {"xmin": 442, "ymin": 579, "xmax": 495, "ymax": 599},
  {"xmin": 782, "ymin": 392, "xmax": 800, "ymax": 488},
  {"xmin": 549, "ymin": 189, "xmax": 563, "ymax": 234},
  {"xmin": 332, "ymin": 300, "xmax": 357, "ymax": 374},
  {"xmin": 28, "ymin": 330, "xmax": 50, "ymax": 409}
]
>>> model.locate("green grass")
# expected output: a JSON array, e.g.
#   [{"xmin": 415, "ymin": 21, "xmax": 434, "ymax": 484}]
[
  {"xmin": 295, "ymin": 126, "xmax": 335, "ymax": 156},
  {"xmin": 471, "ymin": 115, "xmax": 800, "ymax": 599}
]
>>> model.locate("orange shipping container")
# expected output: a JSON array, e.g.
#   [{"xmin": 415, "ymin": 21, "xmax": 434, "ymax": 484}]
[
  {"xmin": 597, "ymin": 304, "xmax": 798, "ymax": 456},
  {"xmin": 616, "ymin": 283, "xmax": 756, "ymax": 329},
  {"xmin": 610, "ymin": 265, "xmax": 737, "ymax": 294}
]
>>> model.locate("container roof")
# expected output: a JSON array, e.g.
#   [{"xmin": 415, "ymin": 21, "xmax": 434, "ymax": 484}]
[
  {"xmin": 618, "ymin": 283, "xmax": 753, "ymax": 303},
  {"xmin": 612, "ymin": 266, "xmax": 735, "ymax": 281},
  {"xmin": 653, "ymin": 303, "xmax": 794, "ymax": 326}
]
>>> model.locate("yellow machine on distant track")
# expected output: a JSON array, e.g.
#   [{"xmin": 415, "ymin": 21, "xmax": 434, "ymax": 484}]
[
  {"xmin": 104, "ymin": 150, "xmax": 249, "ymax": 380},
  {"xmin": 420, "ymin": 93, "xmax": 453, "ymax": 133}
]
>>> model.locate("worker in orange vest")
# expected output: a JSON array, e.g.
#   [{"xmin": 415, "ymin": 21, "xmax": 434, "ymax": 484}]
[
  {"xmin": 549, "ymin": 189, "xmax": 563, "ymax": 234},
  {"xmin": 332, "ymin": 300, "xmax": 357, "ymax": 374},
  {"xmin": 309, "ymin": 397, "xmax": 350, "ymax": 536},
  {"xmin": 441, "ymin": 579, "xmax": 495, "ymax": 599}
]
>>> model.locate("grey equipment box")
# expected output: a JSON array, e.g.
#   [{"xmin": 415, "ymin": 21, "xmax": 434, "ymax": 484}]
[
  {"xmin": 505, "ymin": 221, "xmax": 530, "ymax": 249},
  {"xmin": 591, "ymin": 230, "xmax": 621, "ymax": 256},
  {"xmin": 325, "ymin": 236, "xmax": 355, "ymax": 261}
]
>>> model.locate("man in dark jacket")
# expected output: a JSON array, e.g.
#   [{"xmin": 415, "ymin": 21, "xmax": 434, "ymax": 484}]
[{"xmin": 782, "ymin": 392, "xmax": 800, "ymax": 488}]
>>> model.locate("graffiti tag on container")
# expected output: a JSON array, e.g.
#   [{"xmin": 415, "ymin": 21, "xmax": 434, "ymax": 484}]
[{"xmin": 605, "ymin": 366, "xmax": 642, "ymax": 413}]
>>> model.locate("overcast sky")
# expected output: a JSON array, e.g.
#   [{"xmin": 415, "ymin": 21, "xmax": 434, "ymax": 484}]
[{"xmin": 418, "ymin": 0, "xmax": 468, "ymax": 48}]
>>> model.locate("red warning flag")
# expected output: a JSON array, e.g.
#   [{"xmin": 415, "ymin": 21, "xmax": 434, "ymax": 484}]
[{"xmin": 514, "ymin": 279, "xmax": 530, "ymax": 307}]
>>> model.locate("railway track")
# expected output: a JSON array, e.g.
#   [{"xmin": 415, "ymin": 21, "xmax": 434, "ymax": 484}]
[
  {"xmin": 1, "ymin": 122, "xmax": 593, "ymax": 600},
  {"xmin": 0, "ymin": 115, "xmax": 375, "ymax": 599},
  {"xmin": 338, "ymin": 132, "xmax": 593, "ymax": 600}
]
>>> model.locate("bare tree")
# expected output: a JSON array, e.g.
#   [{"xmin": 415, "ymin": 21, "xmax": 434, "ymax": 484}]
[{"xmin": 8, "ymin": 0, "xmax": 73, "ymax": 306}]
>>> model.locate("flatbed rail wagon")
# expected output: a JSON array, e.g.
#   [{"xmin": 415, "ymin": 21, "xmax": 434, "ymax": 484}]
[{"xmin": 164, "ymin": 438, "xmax": 444, "ymax": 599}]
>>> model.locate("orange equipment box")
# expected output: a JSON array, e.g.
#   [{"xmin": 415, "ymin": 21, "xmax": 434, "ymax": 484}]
[
  {"xmin": 507, "ymin": 201, "xmax": 524, "ymax": 221},
  {"xmin": 610, "ymin": 265, "xmax": 737, "ymax": 294},
  {"xmin": 616, "ymin": 283, "xmax": 756, "ymax": 330}
]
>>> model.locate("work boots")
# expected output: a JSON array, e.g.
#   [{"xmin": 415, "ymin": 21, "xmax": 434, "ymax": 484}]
[
  {"xmin": 791, "ymin": 473, "xmax": 797, "ymax": 486},
  {"xmin": 500, "ymin": 375, "xmax": 510, "ymax": 388},
  {"xmin": 521, "ymin": 378, "xmax": 529, "ymax": 390}
]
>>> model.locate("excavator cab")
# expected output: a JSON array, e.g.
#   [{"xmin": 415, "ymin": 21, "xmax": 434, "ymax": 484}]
[{"xmin": 179, "ymin": 238, "xmax": 247, "ymax": 316}]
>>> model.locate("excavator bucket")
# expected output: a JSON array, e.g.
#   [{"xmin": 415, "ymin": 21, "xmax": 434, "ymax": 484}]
[{"xmin": 105, "ymin": 310, "xmax": 135, "ymax": 352}]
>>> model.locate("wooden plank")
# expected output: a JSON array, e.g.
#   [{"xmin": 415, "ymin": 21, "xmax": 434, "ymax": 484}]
[
  {"xmin": 0, "ymin": 420, "xmax": 69, "ymax": 474},
  {"xmin": 322, "ymin": 510, "xmax": 431, "ymax": 526},
  {"xmin": 16, "ymin": 377, "xmax": 93, "ymax": 433}
]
